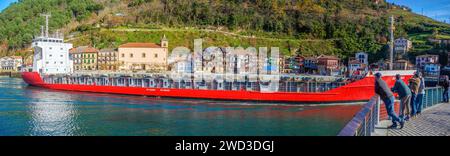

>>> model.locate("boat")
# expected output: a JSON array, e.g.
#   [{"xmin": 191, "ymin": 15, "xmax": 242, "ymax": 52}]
[
  {"xmin": 21, "ymin": 70, "xmax": 415, "ymax": 103},
  {"xmin": 21, "ymin": 14, "xmax": 416, "ymax": 104}
]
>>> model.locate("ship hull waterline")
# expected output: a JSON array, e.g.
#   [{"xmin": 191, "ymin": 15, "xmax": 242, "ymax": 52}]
[{"xmin": 21, "ymin": 71, "xmax": 414, "ymax": 104}]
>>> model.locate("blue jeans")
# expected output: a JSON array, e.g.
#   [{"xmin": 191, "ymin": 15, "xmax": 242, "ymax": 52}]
[
  {"xmin": 444, "ymin": 89, "xmax": 449, "ymax": 102},
  {"xmin": 383, "ymin": 96, "xmax": 401, "ymax": 124},
  {"xmin": 416, "ymin": 93, "xmax": 424, "ymax": 114},
  {"xmin": 410, "ymin": 93, "xmax": 417, "ymax": 116}
]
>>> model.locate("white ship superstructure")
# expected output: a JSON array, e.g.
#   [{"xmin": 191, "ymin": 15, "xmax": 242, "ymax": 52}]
[{"xmin": 32, "ymin": 14, "xmax": 73, "ymax": 74}]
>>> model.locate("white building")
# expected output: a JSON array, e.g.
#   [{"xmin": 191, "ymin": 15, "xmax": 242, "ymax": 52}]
[
  {"xmin": 32, "ymin": 16, "xmax": 73, "ymax": 74},
  {"xmin": 0, "ymin": 56, "xmax": 23, "ymax": 71},
  {"xmin": 416, "ymin": 54, "xmax": 439, "ymax": 68},
  {"xmin": 355, "ymin": 52, "xmax": 368, "ymax": 64},
  {"xmin": 394, "ymin": 37, "xmax": 413, "ymax": 57},
  {"xmin": 168, "ymin": 51, "xmax": 193, "ymax": 73}
]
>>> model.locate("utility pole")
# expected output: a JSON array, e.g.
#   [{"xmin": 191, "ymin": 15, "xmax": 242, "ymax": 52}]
[
  {"xmin": 389, "ymin": 16, "xmax": 395, "ymax": 70},
  {"xmin": 40, "ymin": 13, "xmax": 51, "ymax": 37}
]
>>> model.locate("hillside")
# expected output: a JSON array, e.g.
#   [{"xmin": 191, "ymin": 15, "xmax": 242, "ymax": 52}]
[{"xmin": 1, "ymin": 0, "xmax": 449, "ymax": 63}]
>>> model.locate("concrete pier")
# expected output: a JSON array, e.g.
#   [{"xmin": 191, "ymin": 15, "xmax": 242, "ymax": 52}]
[{"xmin": 374, "ymin": 103, "xmax": 450, "ymax": 136}]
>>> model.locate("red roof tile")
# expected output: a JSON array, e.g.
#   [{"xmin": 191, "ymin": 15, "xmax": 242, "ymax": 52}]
[
  {"xmin": 119, "ymin": 42, "xmax": 162, "ymax": 48},
  {"xmin": 70, "ymin": 46, "xmax": 99, "ymax": 53}
]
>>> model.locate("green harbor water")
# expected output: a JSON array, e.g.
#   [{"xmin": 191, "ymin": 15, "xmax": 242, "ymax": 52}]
[{"xmin": 0, "ymin": 76, "xmax": 362, "ymax": 136}]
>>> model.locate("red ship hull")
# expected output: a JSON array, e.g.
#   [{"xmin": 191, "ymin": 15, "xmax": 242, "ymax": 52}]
[{"xmin": 21, "ymin": 72, "xmax": 414, "ymax": 103}]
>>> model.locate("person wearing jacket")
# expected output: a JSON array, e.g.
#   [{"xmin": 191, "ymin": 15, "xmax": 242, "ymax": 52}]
[
  {"xmin": 408, "ymin": 73, "xmax": 421, "ymax": 118},
  {"xmin": 375, "ymin": 73, "xmax": 404, "ymax": 129},
  {"xmin": 416, "ymin": 72, "xmax": 425, "ymax": 115},
  {"xmin": 391, "ymin": 74, "xmax": 411, "ymax": 122}
]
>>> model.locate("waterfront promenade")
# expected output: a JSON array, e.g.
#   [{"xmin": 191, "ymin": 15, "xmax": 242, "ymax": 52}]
[
  {"xmin": 374, "ymin": 102, "xmax": 450, "ymax": 136},
  {"xmin": 338, "ymin": 87, "xmax": 450, "ymax": 136}
]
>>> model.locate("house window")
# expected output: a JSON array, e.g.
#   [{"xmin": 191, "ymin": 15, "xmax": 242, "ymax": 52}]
[
  {"xmin": 130, "ymin": 54, "xmax": 134, "ymax": 58},
  {"xmin": 142, "ymin": 53, "xmax": 146, "ymax": 58},
  {"xmin": 154, "ymin": 54, "xmax": 158, "ymax": 58}
]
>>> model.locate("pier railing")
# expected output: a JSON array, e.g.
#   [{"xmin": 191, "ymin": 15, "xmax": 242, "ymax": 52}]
[
  {"xmin": 422, "ymin": 87, "xmax": 444, "ymax": 110},
  {"xmin": 338, "ymin": 87, "xmax": 445, "ymax": 136},
  {"xmin": 337, "ymin": 95, "xmax": 380, "ymax": 136}
]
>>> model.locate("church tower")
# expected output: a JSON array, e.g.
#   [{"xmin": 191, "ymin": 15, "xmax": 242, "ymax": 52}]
[{"xmin": 161, "ymin": 34, "xmax": 168, "ymax": 48}]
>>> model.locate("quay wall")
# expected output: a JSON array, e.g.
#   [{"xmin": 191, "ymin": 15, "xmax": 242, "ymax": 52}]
[{"xmin": 0, "ymin": 71, "xmax": 21, "ymax": 78}]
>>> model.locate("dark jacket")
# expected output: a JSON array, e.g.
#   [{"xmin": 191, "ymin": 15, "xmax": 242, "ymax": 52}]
[
  {"xmin": 442, "ymin": 79, "xmax": 450, "ymax": 90},
  {"xmin": 391, "ymin": 79, "xmax": 411, "ymax": 98},
  {"xmin": 375, "ymin": 78, "xmax": 394, "ymax": 100}
]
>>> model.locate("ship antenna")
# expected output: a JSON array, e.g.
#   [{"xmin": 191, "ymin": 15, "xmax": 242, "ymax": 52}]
[
  {"xmin": 40, "ymin": 25, "xmax": 44, "ymax": 37},
  {"xmin": 56, "ymin": 30, "xmax": 60, "ymax": 38},
  {"xmin": 40, "ymin": 13, "xmax": 51, "ymax": 37},
  {"xmin": 389, "ymin": 15, "xmax": 395, "ymax": 70}
]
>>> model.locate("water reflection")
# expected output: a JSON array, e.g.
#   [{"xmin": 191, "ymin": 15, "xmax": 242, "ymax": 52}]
[
  {"xmin": 0, "ymin": 77, "xmax": 363, "ymax": 136},
  {"xmin": 25, "ymin": 87, "xmax": 81, "ymax": 136}
]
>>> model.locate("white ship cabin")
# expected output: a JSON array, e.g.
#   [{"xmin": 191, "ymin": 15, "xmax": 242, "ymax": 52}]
[
  {"xmin": 32, "ymin": 31, "xmax": 73, "ymax": 75},
  {"xmin": 32, "ymin": 15, "xmax": 73, "ymax": 75}
]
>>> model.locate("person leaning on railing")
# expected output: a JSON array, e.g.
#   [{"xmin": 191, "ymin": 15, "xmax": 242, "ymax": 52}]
[
  {"xmin": 391, "ymin": 74, "xmax": 411, "ymax": 126},
  {"xmin": 408, "ymin": 73, "xmax": 421, "ymax": 119},
  {"xmin": 375, "ymin": 73, "xmax": 404, "ymax": 129},
  {"xmin": 416, "ymin": 72, "xmax": 425, "ymax": 116}
]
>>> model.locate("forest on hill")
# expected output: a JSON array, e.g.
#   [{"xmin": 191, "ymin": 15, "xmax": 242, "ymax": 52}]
[{"xmin": 1, "ymin": 0, "xmax": 449, "ymax": 63}]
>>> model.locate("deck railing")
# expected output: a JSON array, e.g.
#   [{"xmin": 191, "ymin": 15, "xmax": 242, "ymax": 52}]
[{"xmin": 338, "ymin": 87, "xmax": 446, "ymax": 136}]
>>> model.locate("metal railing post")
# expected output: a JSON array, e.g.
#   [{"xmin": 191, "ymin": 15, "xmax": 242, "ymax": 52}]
[
  {"xmin": 430, "ymin": 89, "xmax": 434, "ymax": 106},
  {"xmin": 363, "ymin": 117, "xmax": 366, "ymax": 136},
  {"xmin": 434, "ymin": 88, "xmax": 437, "ymax": 105},
  {"xmin": 376, "ymin": 96, "xmax": 380, "ymax": 124}
]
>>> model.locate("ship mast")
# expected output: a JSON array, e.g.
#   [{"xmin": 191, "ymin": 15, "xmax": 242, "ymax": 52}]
[
  {"xmin": 40, "ymin": 13, "xmax": 51, "ymax": 37},
  {"xmin": 389, "ymin": 15, "xmax": 395, "ymax": 70},
  {"xmin": 40, "ymin": 26, "xmax": 44, "ymax": 37}
]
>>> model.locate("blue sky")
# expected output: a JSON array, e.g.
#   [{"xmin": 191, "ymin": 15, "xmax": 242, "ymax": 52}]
[
  {"xmin": 0, "ymin": 0, "xmax": 17, "ymax": 12},
  {"xmin": 387, "ymin": 0, "xmax": 450, "ymax": 23},
  {"xmin": 0, "ymin": 0, "xmax": 449, "ymax": 23}
]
